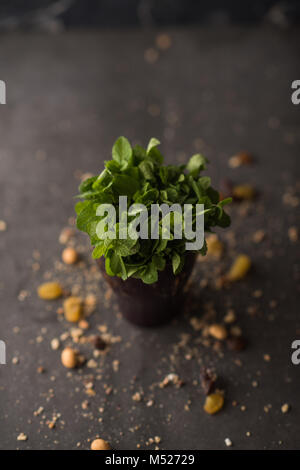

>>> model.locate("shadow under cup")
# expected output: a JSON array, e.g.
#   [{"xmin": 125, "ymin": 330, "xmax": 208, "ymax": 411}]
[{"xmin": 97, "ymin": 253, "xmax": 196, "ymax": 327}]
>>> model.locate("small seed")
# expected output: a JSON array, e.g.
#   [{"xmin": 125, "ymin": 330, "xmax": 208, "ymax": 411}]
[
  {"xmin": 61, "ymin": 347, "xmax": 78, "ymax": 368},
  {"xmin": 62, "ymin": 247, "xmax": 78, "ymax": 265},
  {"xmin": 226, "ymin": 254, "xmax": 251, "ymax": 281},
  {"xmin": 90, "ymin": 438, "xmax": 111, "ymax": 450},
  {"xmin": 37, "ymin": 282, "xmax": 63, "ymax": 300},
  {"xmin": 204, "ymin": 393, "xmax": 224, "ymax": 415},
  {"xmin": 208, "ymin": 324, "xmax": 228, "ymax": 340},
  {"xmin": 63, "ymin": 296, "xmax": 82, "ymax": 323}
]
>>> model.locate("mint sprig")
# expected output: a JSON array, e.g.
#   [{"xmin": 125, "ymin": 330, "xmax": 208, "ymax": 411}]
[{"xmin": 75, "ymin": 136, "xmax": 231, "ymax": 284}]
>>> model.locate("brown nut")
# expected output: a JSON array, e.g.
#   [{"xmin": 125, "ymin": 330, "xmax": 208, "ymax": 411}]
[
  {"xmin": 90, "ymin": 438, "xmax": 111, "ymax": 450},
  {"xmin": 62, "ymin": 247, "xmax": 78, "ymax": 265},
  {"xmin": 61, "ymin": 347, "xmax": 78, "ymax": 368}
]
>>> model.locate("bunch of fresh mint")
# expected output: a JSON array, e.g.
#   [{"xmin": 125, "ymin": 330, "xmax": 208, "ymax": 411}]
[{"xmin": 75, "ymin": 137, "xmax": 231, "ymax": 284}]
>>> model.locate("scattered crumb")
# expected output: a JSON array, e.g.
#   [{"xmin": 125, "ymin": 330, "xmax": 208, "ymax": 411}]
[
  {"xmin": 51, "ymin": 338, "xmax": 60, "ymax": 350},
  {"xmin": 281, "ymin": 403, "xmax": 290, "ymax": 414},
  {"xmin": 0, "ymin": 220, "xmax": 7, "ymax": 231},
  {"xmin": 288, "ymin": 226, "xmax": 298, "ymax": 242},
  {"xmin": 252, "ymin": 230, "xmax": 265, "ymax": 243},
  {"xmin": 224, "ymin": 437, "xmax": 233, "ymax": 447},
  {"xmin": 144, "ymin": 48, "xmax": 159, "ymax": 64},
  {"xmin": 155, "ymin": 33, "xmax": 172, "ymax": 50}
]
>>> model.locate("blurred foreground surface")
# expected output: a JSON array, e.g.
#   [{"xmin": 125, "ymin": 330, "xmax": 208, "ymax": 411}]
[{"xmin": 0, "ymin": 27, "xmax": 299, "ymax": 449}]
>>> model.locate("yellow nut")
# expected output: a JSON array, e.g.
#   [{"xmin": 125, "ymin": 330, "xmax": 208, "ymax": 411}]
[
  {"xmin": 233, "ymin": 184, "xmax": 255, "ymax": 200},
  {"xmin": 37, "ymin": 282, "xmax": 63, "ymax": 300},
  {"xmin": 208, "ymin": 324, "xmax": 228, "ymax": 340},
  {"xmin": 63, "ymin": 296, "xmax": 82, "ymax": 323},
  {"xmin": 204, "ymin": 393, "xmax": 224, "ymax": 415},
  {"xmin": 62, "ymin": 247, "xmax": 78, "ymax": 265},
  {"xmin": 61, "ymin": 347, "xmax": 78, "ymax": 368},
  {"xmin": 90, "ymin": 438, "xmax": 111, "ymax": 450},
  {"xmin": 227, "ymin": 254, "xmax": 251, "ymax": 281},
  {"xmin": 206, "ymin": 234, "xmax": 224, "ymax": 258}
]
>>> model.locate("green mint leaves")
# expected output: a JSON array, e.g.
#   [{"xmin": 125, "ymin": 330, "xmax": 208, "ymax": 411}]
[
  {"xmin": 75, "ymin": 136, "xmax": 231, "ymax": 284},
  {"xmin": 112, "ymin": 136, "xmax": 133, "ymax": 169}
]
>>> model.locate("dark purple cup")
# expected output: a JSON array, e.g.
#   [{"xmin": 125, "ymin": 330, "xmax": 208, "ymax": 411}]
[{"xmin": 97, "ymin": 253, "xmax": 196, "ymax": 327}]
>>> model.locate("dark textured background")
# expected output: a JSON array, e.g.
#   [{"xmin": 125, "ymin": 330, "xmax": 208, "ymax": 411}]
[
  {"xmin": 0, "ymin": 0, "xmax": 299, "ymax": 31},
  {"xmin": 0, "ymin": 26, "xmax": 299, "ymax": 449}
]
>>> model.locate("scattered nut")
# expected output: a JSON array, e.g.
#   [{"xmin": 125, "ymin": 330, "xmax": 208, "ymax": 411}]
[
  {"xmin": 226, "ymin": 254, "xmax": 251, "ymax": 281},
  {"xmin": 204, "ymin": 393, "xmax": 224, "ymax": 415},
  {"xmin": 62, "ymin": 247, "xmax": 78, "ymax": 265},
  {"xmin": 17, "ymin": 433, "xmax": 28, "ymax": 441},
  {"xmin": 63, "ymin": 296, "xmax": 82, "ymax": 323},
  {"xmin": 281, "ymin": 403, "xmax": 290, "ymax": 414},
  {"xmin": 61, "ymin": 347, "xmax": 78, "ymax": 368},
  {"xmin": 37, "ymin": 282, "xmax": 63, "ymax": 300},
  {"xmin": 90, "ymin": 438, "xmax": 111, "ymax": 450},
  {"xmin": 233, "ymin": 184, "xmax": 255, "ymax": 200}
]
